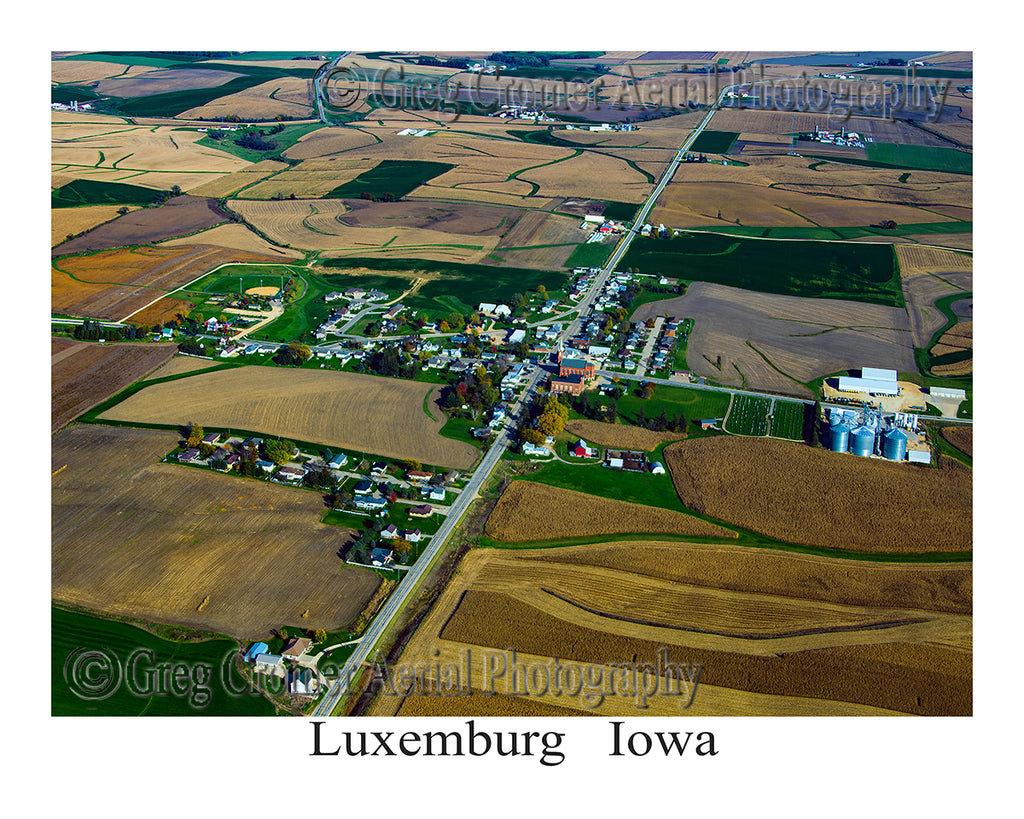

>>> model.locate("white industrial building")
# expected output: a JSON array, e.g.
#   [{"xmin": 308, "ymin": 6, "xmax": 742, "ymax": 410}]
[
  {"xmin": 930, "ymin": 386, "xmax": 967, "ymax": 400},
  {"xmin": 836, "ymin": 367, "xmax": 900, "ymax": 396}
]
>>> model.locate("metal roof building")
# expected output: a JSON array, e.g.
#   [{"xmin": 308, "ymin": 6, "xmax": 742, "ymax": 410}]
[
  {"xmin": 836, "ymin": 376, "xmax": 900, "ymax": 396},
  {"xmin": 882, "ymin": 428, "xmax": 908, "ymax": 461},
  {"xmin": 829, "ymin": 421, "xmax": 852, "ymax": 453}
]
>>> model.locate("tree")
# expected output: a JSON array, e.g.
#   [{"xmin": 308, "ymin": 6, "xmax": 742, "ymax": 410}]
[
  {"xmin": 117, "ymin": 206, "xmax": 130, "ymax": 216},
  {"xmin": 313, "ymin": 628, "xmax": 327, "ymax": 644},
  {"xmin": 536, "ymin": 409, "xmax": 564, "ymax": 437},
  {"xmin": 521, "ymin": 428, "xmax": 545, "ymax": 446},
  {"xmin": 391, "ymin": 538, "xmax": 412, "ymax": 559},
  {"xmin": 265, "ymin": 439, "xmax": 296, "ymax": 466},
  {"xmin": 187, "ymin": 421, "xmax": 204, "ymax": 449}
]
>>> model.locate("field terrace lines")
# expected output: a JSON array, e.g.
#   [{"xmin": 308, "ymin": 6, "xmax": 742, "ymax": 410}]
[
  {"xmin": 51, "ymin": 204, "xmax": 134, "ymax": 247},
  {"xmin": 52, "ymin": 195, "xmax": 231, "ymax": 256},
  {"xmin": 51, "ymin": 425, "xmax": 380, "ymax": 638},
  {"xmin": 157, "ymin": 223, "xmax": 304, "ymax": 259},
  {"xmin": 97, "ymin": 365, "xmax": 480, "ymax": 471},
  {"xmin": 630, "ymin": 282, "xmax": 916, "ymax": 397},
  {"xmin": 901, "ymin": 269, "xmax": 972, "ymax": 348},
  {"xmin": 51, "ymin": 339, "xmax": 175, "ymax": 433},
  {"xmin": 52, "ymin": 245, "xmax": 291, "ymax": 321},
  {"xmin": 367, "ymin": 546, "xmax": 969, "ymax": 717}
]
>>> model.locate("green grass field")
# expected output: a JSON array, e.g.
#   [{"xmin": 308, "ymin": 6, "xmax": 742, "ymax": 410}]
[
  {"xmin": 52, "ymin": 606, "xmax": 276, "ymax": 716},
  {"xmin": 324, "ymin": 160, "xmax": 455, "ymax": 200},
  {"xmin": 864, "ymin": 143, "xmax": 973, "ymax": 174},
  {"xmin": 724, "ymin": 393, "xmax": 771, "ymax": 436},
  {"xmin": 200, "ymin": 122, "xmax": 325, "ymax": 164},
  {"xmin": 564, "ymin": 241, "xmax": 614, "ymax": 269},
  {"xmin": 52, "ymin": 179, "xmax": 161, "ymax": 208},
  {"xmin": 689, "ymin": 129, "xmax": 739, "ymax": 154},
  {"xmin": 621, "ymin": 233, "xmax": 902, "ymax": 307},
  {"xmin": 615, "ymin": 382, "xmax": 730, "ymax": 431},
  {"xmin": 686, "ymin": 221, "xmax": 972, "ymax": 242}
]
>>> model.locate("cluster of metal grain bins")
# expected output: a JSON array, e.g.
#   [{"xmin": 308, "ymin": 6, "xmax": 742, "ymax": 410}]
[{"xmin": 827, "ymin": 407, "xmax": 926, "ymax": 462}]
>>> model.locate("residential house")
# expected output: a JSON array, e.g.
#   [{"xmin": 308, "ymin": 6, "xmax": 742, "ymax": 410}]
[
  {"xmin": 380, "ymin": 524, "xmax": 398, "ymax": 539},
  {"xmin": 353, "ymin": 480, "xmax": 374, "ymax": 495},
  {"xmin": 354, "ymin": 496, "xmax": 388, "ymax": 512},
  {"xmin": 281, "ymin": 637, "xmax": 312, "ymax": 661},
  {"xmin": 409, "ymin": 504, "xmax": 433, "ymax": 518},
  {"xmin": 371, "ymin": 548, "xmax": 394, "ymax": 567}
]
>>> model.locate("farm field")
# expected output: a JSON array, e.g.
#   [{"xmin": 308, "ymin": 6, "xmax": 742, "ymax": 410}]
[
  {"xmin": 631, "ymin": 282, "xmax": 916, "ymax": 397},
  {"xmin": 724, "ymin": 394, "xmax": 771, "ymax": 436},
  {"xmin": 367, "ymin": 543, "xmax": 970, "ymax": 717},
  {"xmin": 484, "ymin": 481, "xmax": 735, "ymax": 543},
  {"xmin": 52, "ymin": 425, "xmax": 382, "ymax": 638},
  {"xmin": 51, "ymin": 118, "xmax": 249, "ymax": 192},
  {"xmin": 52, "ymin": 244, "xmax": 286, "ymax": 322},
  {"xmin": 52, "ymin": 195, "xmax": 229, "ymax": 256},
  {"xmin": 52, "ymin": 606, "xmax": 277, "ymax": 716},
  {"xmin": 563, "ymin": 419, "xmax": 686, "ymax": 451},
  {"xmin": 664, "ymin": 436, "xmax": 972, "ymax": 553},
  {"xmin": 158, "ymin": 222, "xmax": 303, "ymax": 259},
  {"xmin": 96, "ymin": 365, "xmax": 480, "ymax": 470},
  {"xmin": 142, "ymin": 353, "xmax": 226, "ymax": 380},
  {"xmin": 769, "ymin": 399, "xmax": 807, "ymax": 441},
  {"xmin": 941, "ymin": 426, "xmax": 973, "ymax": 459},
  {"xmin": 51, "ymin": 338, "xmax": 175, "ymax": 432},
  {"xmin": 51, "ymin": 204, "xmax": 133, "ymax": 246},
  {"xmin": 901, "ymin": 271, "xmax": 972, "ymax": 350},
  {"xmin": 621, "ymin": 233, "xmax": 902, "ymax": 306}
]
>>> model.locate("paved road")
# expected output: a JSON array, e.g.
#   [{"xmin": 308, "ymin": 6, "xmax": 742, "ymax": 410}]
[{"xmin": 311, "ymin": 83, "xmax": 741, "ymax": 717}]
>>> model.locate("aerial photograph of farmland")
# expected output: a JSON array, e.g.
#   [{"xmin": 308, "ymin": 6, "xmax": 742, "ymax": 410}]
[{"xmin": 51, "ymin": 48, "xmax": 972, "ymax": 720}]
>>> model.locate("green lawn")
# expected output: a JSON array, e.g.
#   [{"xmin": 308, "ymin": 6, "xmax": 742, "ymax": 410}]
[
  {"xmin": 52, "ymin": 606, "xmax": 276, "ymax": 716},
  {"xmin": 615, "ymin": 382, "xmax": 730, "ymax": 431},
  {"xmin": 199, "ymin": 122, "xmax": 325, "ymax": 164},
  {"xmin": 564, "ymin": 241, "xmax": 614, "ymax": 269},
  {"xmin": 689, "ymin": 129, "xmax": 739, "ymax": 154}
]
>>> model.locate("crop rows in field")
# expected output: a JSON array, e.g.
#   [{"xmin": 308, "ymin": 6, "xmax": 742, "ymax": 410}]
[
  {"xmin": 724, "ymin": 394, "xmax": 771, "ymax": 436},
  {"xmin": 769, "ymin": 399, "xmax": 806, "ymax": 441}
]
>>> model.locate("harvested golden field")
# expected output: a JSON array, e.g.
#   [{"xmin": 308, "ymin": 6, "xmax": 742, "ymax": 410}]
[
  {"xmin": 52, "ymin": 425, "xmax": 380, "ymax": 638},
  {"xmin": 932, "ymin": 359, "xmax": 973, "ymax": 377},
  {"xmin": 518, "ymin": 150, "xmax": 653, "ymax": 202},
  {"xmin": 51, "ymin": 204, "xmax": 134, "ymax": 246},
  {"xmin": 484, "ymin": 481, "xmax": 734, "ymax": 543},
  {"xmin": 230, "ymin": 197, "xmax": 500, "ymax": 261},
  {"xmin": 52, "ymin": 60, "xmax": 159, "ymax": 85},
  {"xmin": 442, "ymin": 590, "xmax": 970, "ymax": 715},
  {"xmin": 97, "ymin": 365, "xmax": 480, "ymax": 470},
  {"xmin": 158, "ymin": 223, "xmax": 303, "ymax": 259},
  {"xmin": 142, "ymin": 353, "xmax": 225, "ymax": 380},
  {"xmin": 283, "ymin": 127, "xmax": 383, "ymax": 160},
  {"xmin": 931, "ymin": 321, "xmax": 972, "ymax": 357},
  {"xmin": 564, "ymin": 419, "xmax": 685, "ymax": 451},
  {"xmin": 941, "ymin": 426, "xmax": 973, "ymax": 459},
  {"xmin": 896, "ymin": 244, "xmax": 974, "ymax": 279},
  {"xmin": 51, "ymin": 339, "xmax": 175, "ymax": 432},
  {"xmin": 51, "ymin": 122, "xmax": 249, "ymax": 192},
  {"xmin": 179, "ymin": 77, "xmax": 313, "ymax": 119},
  {"xmin": 664, "ymin": 436, "xmax": 971, "ymax": 553},
  {"xmin": 393, "ymin": 690, "xmax": 595, "ymax": 717},
  {"xmin": 186, "ymin": 159, "xmax": 290, "ymax": 198},
  {"xmin": 373, "ymin": 545, "xmax": 969, "ymax": 717},
  {"xmin": 52, "ymin": 244, "xmax": 286, "ymax": 321}
]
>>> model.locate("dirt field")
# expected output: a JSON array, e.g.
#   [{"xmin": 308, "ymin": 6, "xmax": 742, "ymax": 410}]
[
  {"xmin": 941, "ymin": 426, "xmax": 973, "ymax": 459},
  {"xmin": 93, "ymin": 68, "xmax": 244, "ymax": 98},
  {"xmin": 158, "ymin": 222, "xmax": 303, "ymax": 259},
  {"xmin": 52, "ymin": 425, "xmax": 381, "ymax": 638},
  {"xmin": 564, "ymin": 419, "xmax": 685, "ymax": 451},
  {"xmin": 97, "ymin": 365, "xmax": 480, "ymax": 470},
  {"xmin": 901, "ymin": 269, "xmax": 972, "ymax": 348},
  {"xmin": 52, "ymin": 244, "xmax": 287, "ymax": 321},
  {"xmin": 142, "ymin": 353, "xmax": 225, "ymax": 380},
  {"xmin": 51, "ymin": 339, "xmax": 176, "ymax": 432},
  {"xmin": 631, "ymin": 282, "xmax": 916, "ymax": 397},
  {"xmin": 367, "ymin": 543, "xmax": 970, "ymax": 717},
  {"xmin": 664, "ymin": 436, "xmax": 972, "ymax": 553},
  {"xmin": 52, "ymin": 196, "xmax": 229, "ymax": 256},
  {"xmin": 484, "ymin": 481, "xmax": 734, "ymax": 543},
  {"xmin": 51, "ymin": 205, "xmax": 134, "ymax": 246}
]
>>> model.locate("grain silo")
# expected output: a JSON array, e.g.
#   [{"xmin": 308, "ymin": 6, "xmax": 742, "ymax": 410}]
[
  {"xmin": 850, "ymin": 425, "xmax": 876, "ymax": 457},
  {"xmin": 882, "ymin": 427, "xmax": 908, "ymax": 461},
  {"xmin": 829, "ymin": 420, "xmax": 851, "ymax": 453}
]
